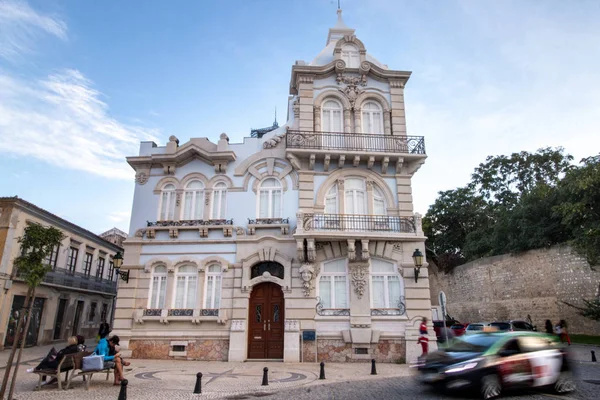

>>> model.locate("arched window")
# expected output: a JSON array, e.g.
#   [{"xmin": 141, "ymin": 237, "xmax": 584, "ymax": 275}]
[
  {"xmin": 319, "ymin": 259, "xmax": 348, "ymax": 309},
  {"xmin": 325, "ymin": 183, "xmax": 338, "ymax": 214},
  {"xmin": 258, "ymin": 178, "xmax": 282, "ymax": 218},
  {"xmin": 159, "ymin": 183, "xmax": 176, "ymax": 221},
  {"xmin": 148, "ymin": 265, "xmax": 167, "ymax": 309},
  {"xmin": 373, "ymin": 185, "xmax": 386, "ymax": 215},
  {"xmin": 182, "ymin": 180, "xmax": 204, "ymax": 220},
  {"xmin": 362, "ymin": 101, "xmax": 384, "ymax": 134},
  {"xmin": 370, "ymin": 259, "xmax": 403, "ymax": 309},
  {"xmin": 204, "ymin": 264, "xmax": 222, "ymax": 309},
  {"xmin": 321, "ymin": 99, "xmax": 343, "ymax": 132},
  {"xmin": 173, "ymin": 265, "xmax": 197, "ymax": 309},
  {"xmin": 344, "ymin": 178, "xmax": 367, "ymax": 215},
  {"xmin": 211, "ymin": 182, "xmax": 227, "ymax": 220},
  {"xmin": 341, "ymin": 43, "xmax": 360, "ymax": 68}
]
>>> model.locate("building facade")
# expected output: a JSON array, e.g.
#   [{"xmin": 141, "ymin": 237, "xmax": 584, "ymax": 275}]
[
  {"xmin": 0, "ymin": 197, "xmax": 122, "ymax": 350},
  {"xmin": 100, "ymin": 228, "xmax": 128, "ymax": 248},
  {"xmin": 115, "ymin": 10, "xmax": 434, "ymax": 363}
]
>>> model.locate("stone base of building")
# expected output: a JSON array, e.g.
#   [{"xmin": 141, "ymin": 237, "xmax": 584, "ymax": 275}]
[
  {"xmin": 302, "ymin": 338, "xmax": 405, "ymax": 363},
  {"xmin": 129, "ymin": 339, "xmax": 229, "ymax": 361}
]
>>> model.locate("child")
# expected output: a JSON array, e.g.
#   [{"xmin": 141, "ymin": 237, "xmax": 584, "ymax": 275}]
[{"xmin": 418, "ymin": 317, "xmax": 429, "ymax": 357}]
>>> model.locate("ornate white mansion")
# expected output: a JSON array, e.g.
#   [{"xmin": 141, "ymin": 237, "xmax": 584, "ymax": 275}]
[{"xmin": 114, "ymin": 9, "xmax": 433, "ymax": 363}]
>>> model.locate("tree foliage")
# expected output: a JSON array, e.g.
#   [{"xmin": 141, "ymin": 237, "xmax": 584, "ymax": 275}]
[
  {"xmin": 424, "ymin": 148, "xmax": 598, "ymax": 271},
  {"xmin": 14, "ymin": 223, "xmax": 65, "ymax": 288}
]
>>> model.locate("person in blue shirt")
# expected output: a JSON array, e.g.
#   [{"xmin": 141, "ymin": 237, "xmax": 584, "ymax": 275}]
[{"xmin": 95, "ymin": 334, "xmax": 127, "ymax": 385}]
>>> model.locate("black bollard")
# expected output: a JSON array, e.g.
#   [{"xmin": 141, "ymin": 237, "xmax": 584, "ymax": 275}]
[
  {"xmin": 262, "ymin": 367, "xmax": 269, "ymax": 386},
  {"xmin": 194, "ymin": 372, "xmax": 203, "ymax": 394},
  {"xmin": 592, "ymin": 351, "xmax": 597, "ymax": 362},
  {"xmin": 371, "ymin": 359, "xmax": 377, "ymax": 375},
  {"xmin": 118, "ymin": 379, "xmax": 128, "ymax": 400},
  {"xmin": 319, "ymin": 362, "xmax": 326, "ymax": 380}
]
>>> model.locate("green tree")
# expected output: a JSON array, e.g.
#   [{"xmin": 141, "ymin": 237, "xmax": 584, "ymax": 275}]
[
  {"xmin": 0, "ymin": 224, "xmax": 64, "ymax": 400},
  {"xmin": 555, "ymin": 154, "xmax": 600, "ymax": 265}
]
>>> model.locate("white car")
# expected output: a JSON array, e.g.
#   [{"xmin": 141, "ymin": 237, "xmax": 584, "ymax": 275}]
[{"xmin": 465, "ymin": 322, "xmax": 492, "ymax": 334}]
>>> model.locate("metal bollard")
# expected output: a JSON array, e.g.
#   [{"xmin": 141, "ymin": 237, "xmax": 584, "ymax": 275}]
[
  {"xmin": 194, "ymin": 372, "xmax": 203, "ymax": 394},
  {"xmin": 371, "ymin": 359, "xmax": 377, "ymax": 375},
  {"xmin": 262, "ymin": 367, "xmax": 269, "ymax": 386},
  {"xmin": 118, "ymin": 379, "xmax": 128, "ymax": 400},
  {"xmin": 592, "ymin": 351, "xmax": 597, "ymax": 362},
  {"xmin": 319, "ymin": 362, "xmax": 325, "ymax": 380}
]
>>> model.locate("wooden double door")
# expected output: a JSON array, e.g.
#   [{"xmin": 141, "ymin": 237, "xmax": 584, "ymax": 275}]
[{"xmin": 248, "ymin": 283, "xmax": 284, "ymax": 359}]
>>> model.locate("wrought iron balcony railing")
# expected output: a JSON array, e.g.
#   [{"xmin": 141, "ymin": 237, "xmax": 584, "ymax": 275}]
[
  {"xmin": 16, "ymin": 268, "xmax": 117, "ymax": 294},
  {"xmin": 286, "ymin": 130, "xmax": 426, "ymax": 154},
  {"xmin": 302, "ymin": 214, "xmax": 416, "ymax": 233},
  {"xmin": 147, "ymin": 219, "xmax": 233, "ymax": 227}
]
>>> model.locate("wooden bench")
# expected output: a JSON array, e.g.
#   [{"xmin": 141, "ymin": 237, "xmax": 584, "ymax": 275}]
[
  {"xmin": 65, "ymin": 351, "xmax": 114, "ymax": 390},
  {"xmin": 33, "ymin": 353, "xmax": 76, "ymax": 391}
]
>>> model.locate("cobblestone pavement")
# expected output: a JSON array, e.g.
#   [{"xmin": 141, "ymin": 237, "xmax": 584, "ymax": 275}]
[{"xmin": 2, "ymin": 344, "xmax": 598, "ymax": 399}]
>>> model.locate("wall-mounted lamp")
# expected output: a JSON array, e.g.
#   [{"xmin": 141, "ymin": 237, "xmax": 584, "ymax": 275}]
[
  {"xmin": 112, "ymin": 251, "xmax": 129, "ymax": 283},
  {"xmin": 412, "ymin": 249, "xmax": 424, "ymax": 283}
]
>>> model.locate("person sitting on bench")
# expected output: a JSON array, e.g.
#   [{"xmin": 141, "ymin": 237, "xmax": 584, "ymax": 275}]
[
  {"xmin": 94, "ymin": 334, "xmax": 129, "ymax": 385},
  {"xmin": 32, "ymin": 336, "xmax": 79, "ymax": 385}
]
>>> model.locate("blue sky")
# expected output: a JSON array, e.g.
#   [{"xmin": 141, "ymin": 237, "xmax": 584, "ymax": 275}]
[{"xmin": 1, "ymin": 0, "xmax": 599, "ymax": 234}]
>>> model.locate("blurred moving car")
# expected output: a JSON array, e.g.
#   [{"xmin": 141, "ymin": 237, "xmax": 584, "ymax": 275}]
[
  {"xmin": 433, "ymin": 319, "xmax": 460, "ymax": 338},
  {"xmin": 418, "ymin": 332, "xmax": 575, "ymax": 399},
  {"xmin": 451, "ymin": 323, "xmax": 468, "ymax": 336},
  {"xmin": 465, "ymin": 322, "xmax": 492, "ymax": 334},
  {"xmin": 490, "ymin": 321, "xmax": 536, "ymax": 332}
]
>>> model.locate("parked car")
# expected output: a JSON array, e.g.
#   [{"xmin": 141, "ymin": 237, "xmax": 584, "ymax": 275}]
[
  {"xmin": 418, "ymin": 332, "xmax": 575, "ymax": 399},
  {"xmin": 491, "ymin": 321, "xmax": 537, "ymax": 332},
  {"xmin": 465, "ymin": 322, "xmax": 492, "ymax": 334},
  {"xmin": 433, "ymin": 320, "xmax": 460, "ymax": 338},
  {"xmin": 451, "ymin": 323, "xmax": 468, "ymax": 336}
]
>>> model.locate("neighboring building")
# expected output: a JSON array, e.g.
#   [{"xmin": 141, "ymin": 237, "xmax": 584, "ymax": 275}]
[
  {"xmin": 114, "ymin": 9, "xmax": 433, "ymax": 363},
  {"xmin": 100, "ymin": 227, "xmax": 128, "ymax": 248},
  {"xmin": 0, "ymin": 197, "xmax": 122, "ymax": 350}
]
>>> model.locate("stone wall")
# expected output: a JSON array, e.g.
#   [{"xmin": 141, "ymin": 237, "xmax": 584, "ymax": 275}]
[
  {"xmin": 429, "ymin": 246, "xmax": 600, "ymax": 335},
  {"xmin": 130, "ymin": 339, "xmax": 229, "ymax": 361},
  {"xmin": 313, "ymin": 339, "xmax": 405, "ymax": 363}
]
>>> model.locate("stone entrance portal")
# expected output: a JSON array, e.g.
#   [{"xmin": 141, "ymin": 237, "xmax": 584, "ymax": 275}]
[{"xmin": 248, "ymin": 282, "xmax": 284, "ymax": 359}]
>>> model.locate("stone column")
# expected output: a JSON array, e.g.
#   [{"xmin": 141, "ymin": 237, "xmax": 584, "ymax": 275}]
[
  {"xmin": 389, "ymin": 81, "xmax": 407, "ymax": 136},
  {"xmin": 297, "ymin": 76, "xmax": 315, "ymax": 132},
  {"xmin": 366, "ymin": 181, "xmax": 374, "ymax": 215},
  {"xmin": 354, "ymin": 108, "xmax": 362, "ymax": 133},
  {"xmin": 313, "ymin": 106, "xmax": 321, "ymax": 131},
  {"xmin": 165, "ymin": 269, "xmax": 176, "ymax": 308},
  {"xmin": 344, "ymin": 110, "xmax": 352, "ymax": 133},
  {"xmin": 383, "ymin": 110, "xmax": 392, "ymax": 135},
  {"xmin": 284, "ymin": 320, "xmax": 300, "ymax": 362}
]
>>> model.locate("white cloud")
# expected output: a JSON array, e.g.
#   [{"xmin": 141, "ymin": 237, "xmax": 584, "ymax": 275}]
[
  {"xmin": 108, "ymin": 211, "xmax": 131, "ymax": 223},
  {"xmin": 0, "ymin": 0, "xmax": 67, "ymax": 61},
  {"xmin": 0, "ymin": 68, "xmax": 160, "ymax": 179}
]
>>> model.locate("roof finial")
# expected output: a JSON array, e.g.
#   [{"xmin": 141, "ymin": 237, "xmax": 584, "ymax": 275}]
[
  {"xmin": 338, "ymin": 0, "xmax": 341, "ymax": 10},
  {"xmin": 274, "ymin": 107, "xmax": 278, "ymax": 126}
]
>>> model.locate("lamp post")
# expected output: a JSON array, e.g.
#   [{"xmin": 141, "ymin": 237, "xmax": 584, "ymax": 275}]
[
  {"xmin": 112, "ymin": 252, "xmax": 129, "ymax": 283},
  {"xmin": 412, "ymin": 249, "xmax": 424, "ymax": 283}
]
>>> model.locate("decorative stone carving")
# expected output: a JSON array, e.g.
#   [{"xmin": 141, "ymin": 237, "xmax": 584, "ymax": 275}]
[
  {"xmin": 339, "ymin": 82, "xmax": 364, "ymax": 109},
  {"xmin": 361, "ymin": 239, "xmax": 370, "ymax": 260},
  {"xmin": 287, "ymin": 154, "xmax": 301, "ymax": 170},
  {"xmin": 146, "ymin": 229, "xmax": 156, "ymax": 239},
  {"xmin": 350, "ymin": 264, "xmax": 368, "ymax": 299},
  {"xmin": 235, "ymin": 226, "xmax": 246, "ymax": 236},
  {"xmin": 307, "ymin": 239, "xmax": 316, "ymax": 262},
  {"xmin": 231, "ymin": 320, "xmax": 246, "ymax": 332},
  {"xmin": 390, "ymin": 80, "xmax": 405, "ymax": 88},
  {"xmin": 133, "ymin": 309, "xmax": 144, "ymax": 324},
  {"xmin": 205, "ymin": 192, "xmax": 211, "ymax": 206},
  {"xmin": 296, "ymin": 239, "xmax": 305, "ymax": 262},
  {"xmin": 347, "ymin": 239, "xmax": 356, "ymax": 261},
  {"xmin": 175, "ymin": 193, "xmax": 181, "ymax": 207},
  {"xmin": 337, "ymin": 74, "xmax": 367, "ymax": 87},
  {"xmin": 263, "ymin": 133, "xmax": 286, "ymax": 149},
  {"xmin": 299, "ymin": 263, "xmax": 315, "ymax": 297},
  {"xmin": 338, "ymin": 155, "xmax": 346, "ymax": 168},
  {"xmin": 382, "ymin": 157, "xmax": 389, "ymax": 174},
  {"xmin": 324, "ymin": 154, "xmax": 331, "ymax": 172},
  {"xmin": 414, "ymin": 212, "xmax": 423, "ymax": 234},
  {"xmin": 284, "ymin": 320, "xmax": 300, "ymax": 332},
  {"xmin": 134, "ymin": 229, "xmax": 146, "ymax": 238},
  {"xmin": 309, "ymin": 154, "xmax": 315, "ymax": 170},
  {"xmin": 169, "ymin": 228, "xmax": 178, "ymax": 239},
  {"xmin": 293, "ymin": 99, "xmax": 300, "ymax": 119},
  {"xmin": 367, "ymin": 156, "xmax": 374, "ymax": 170},
  {"xmin": 135, "ymin": 172, "xmax": 149, "ymax": 185}
]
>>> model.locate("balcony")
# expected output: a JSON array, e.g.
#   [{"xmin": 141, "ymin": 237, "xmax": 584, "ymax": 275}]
[
  {"xmin": 285, "ymin": 130, "xmax": 426, "ymax": 173},
  {"xmin": 141, "ymin": 219, "xmax": 234, "ymax": 238},
  {"xmin": 16, "ymin": 268, "xmax": 117, "ymax": 295}
]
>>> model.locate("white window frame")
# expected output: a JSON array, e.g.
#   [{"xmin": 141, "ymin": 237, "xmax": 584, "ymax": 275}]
[
  {"xmin": 344, "ymin": 178, "xmax": 367, "ymax": 215},
  {"xmin": 211, "ymin": 182, "xmax": 227, "ymax": 220},
  {"xmin": 318, "ymin": 258, "xmax": 350, "ymax": 309},
  {"xmin": 172, "ymin": 265, "xmax": 198, "ymax": 309},
  {"xmin": 181, "ymin": 180, "xmax": 205, "ymax": 220},
  {"xmin": 148, "ymin": 265, "xmax": 168, "ymax": 309},
  {"xmin": 361, "ymin": 101, "xmax": 384, "ymax": 134},
  {"xmin": 373, "ymin": 185, "xmax": 386, "ymax": 215},
  {"xmin": 158, "ymin": 183, "xmax": 176, "ymax": 221},
  {"xmin": 321, "ymin": 99, "xmax": 344, "ymax": 132},
  {"xmin": 341, "ymin": 43, "xmax": 360, "ymax": 68},
  {"xmin": 325, "ymin": 184, "xmax": 338, "ymax": 214},
  {"xmin": 203, "ymin": 264, "xmax": 222, "ymax": 309},
  {"xmin": 257, "ymin": 178, "xmax": 283, "ymax": 219},
  {"xmin": 370, "ymin": 259, "xmax": 403, "ymax": 309}
]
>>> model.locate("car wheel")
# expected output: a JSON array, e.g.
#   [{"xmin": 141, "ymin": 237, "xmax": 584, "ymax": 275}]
[
  {"xmin": 554, "ymin": 371, "xmax": 576, "ymax": 394},
  {"xmin": 481, "ymin": 374, "xmax": 501, "ymax": 400}
]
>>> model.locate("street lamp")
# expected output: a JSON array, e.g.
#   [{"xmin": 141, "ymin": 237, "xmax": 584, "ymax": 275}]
[
  {"xmin": 412, "ymin": 249, "xmax": 424, "ymax": 283},
  {"xmin": 112, "ymin": 251, "xmax": 129, "ymax": 283}
]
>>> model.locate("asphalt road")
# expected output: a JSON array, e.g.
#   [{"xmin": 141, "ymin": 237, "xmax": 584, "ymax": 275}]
[{"xmin": 257, "ymin": 361, "xmax": 600, "ymax": 400}]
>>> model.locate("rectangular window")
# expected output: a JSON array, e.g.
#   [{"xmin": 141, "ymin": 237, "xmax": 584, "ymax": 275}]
[
  {"xmin": 83, "ymin": 253, "xmax": 93, "ymax": 277},
  {"xmin": 44, "ymin": 244, "xmax": 60, "ymax": 269},
  {"xmin": 100, "ymin": 303, "xmax": 108, "ymax": 322},
  {"xmin": 371, "ymin": 259, "xmax": 402, "ymax": 309},
  {"xmin": 88, "ymin": 302, "xmax": 97, "ymax": 322},
  {"xmin": 150, "ymin": 275, "xmax": 167, "ymax": 309},
  {"xmin": 319, "ymin": 259, "xmax": 348, "ymax": 309},
  {"xmin": 108, "ymin": 261, "xmax": 114, "ymax": 281},
  {"xmin": 96, "ymin": 257, "xmax": 105, "ymax": 279},
  {"xmin": 175, "ymin": 276, "xmax": 197, "ymax": 309},
  {"xmin": 205, "ymin": 275, "xmax": 222, "ymax": 309},
  {"xmin": 67, "ymin": 247, "xmax": 79, "ymax": 273}
]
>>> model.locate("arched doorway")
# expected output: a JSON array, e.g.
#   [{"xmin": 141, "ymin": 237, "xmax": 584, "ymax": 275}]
[{"xmin": 248, "ymin": 282, "xmax": 284, "ymax": 359}]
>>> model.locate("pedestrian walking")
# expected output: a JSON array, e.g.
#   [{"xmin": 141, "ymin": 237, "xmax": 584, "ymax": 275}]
[
  {"xmin": 418, "ymin": 317, "xmax": 429, "ymax": 357},
  {"xmin": 559, "ymin": 320, "xmax": 571, "ymax": 345},
  {"xmin": 545, "ymin": 320, "xmax": 554, "ymax": 335}
]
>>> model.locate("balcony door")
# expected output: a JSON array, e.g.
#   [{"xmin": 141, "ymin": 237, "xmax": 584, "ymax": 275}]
[
  {"xmin": 248, "ymin": 282, "xmax": 284, "ymax": 359},
  {"xmin": 344, "ymin": 179, "xmax": 368, "ymax": 231},
  {"xmin": 321, "ymin": 99, "xmax": 344, "ymax": 150}
]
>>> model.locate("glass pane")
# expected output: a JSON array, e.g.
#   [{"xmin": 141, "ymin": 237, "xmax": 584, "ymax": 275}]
[
  {"xmin": 319, "ymin": 277, "xmax": 331, "ymax": 308},
  {"xmin": 374, "ymin": 198, "xmax": 385, "ymax": 215},
  {"xmin": 324, "ymin": 259, "xmax": 345, "ymax": 273},
  {"xmin": 372, "ymin": 276, "xmax": 385, "ymax": 308},
  {"xmin": 345, "ymin": 191, "xmax": 355, "ymax": 214},
  {"xmin": 187, "ymin": 276, "xmax": 197, "ymax": 308},
  {"xmin": 356, "ymin": 191, "xmax": 366, "ymax": 214},
  {"xmin": 371, "ymin": 259, "xmax": 395, "ymax": 273},
  {"xmin": 206, "ymin": 277, "xmax": 213, "ymax": 308},
  {"xmin": 220, "ymin": 191, "xmax": 227, "ymax": 217},
  {"xmin": 179, "ymin": 265, "xmax": 196, "ymax": 274},
  {"xmin": 332, "ymin": 110, "xmax": 342, "ymax": 132},
  {"xmin": 214, "ymin": 276, "xmax": 221, "ymax": 309},
  {"xmin": 259, "ymin": 190, "xmax": 269, "ymax": 218},
  {"xmin": 187, "ymin": 180, "xmax": 203, "ymax": 189},
  {"xmin": 184, "ymin": 192, "xmax": 193, "ymax": 219},
  {"xmin": 388, "ymin": 276, "xmax": 401, "ymax": 309},
  {"xmin": 158, "ymin": 277, "xmax": 166, "ymax": 309},
  {"xmin": 175, "ymin": 277, "xmax": 185, "ymax": 308},
  {"xmin": 326, "ymin": 195, "xmax": 337, "ymax": 214},
  {"xmin": 161, "ymin": 192, "xmax": 168, "ymax": 220},
  {"xmin": 262, "ymin": 178, "xmax": 279, "ymax": 188},
  {"xmin": 334, "ymin": 276, "xmax": 348, "ymax": 308},
  {"xmin": 273, "ymin": 304, "xmax": 280, "ymax": 322},
  {"xmin": 322, "ymin": 109, "xmax": 331, "ymax": 131},
  {"xmin": 256, "ymin": 305, "xmax": 262, "ymax": 322},
  {"xmin": 272, "ymin": 190, "xmax": 281, "ymax": 218},
  {"xmin": 207, "ymin": 264, "xmax": 220, "ymax": 273},
  {"xmin": 194, "ymin": 191, "xmax": 203, "ymax": 219},
  {"xmin": 151, "ymin": 277, "xmax": 159, "ymax": 308},
  {"xmin": 373, "ymin": 111, "xmax": 383, "ymax": 133}
]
